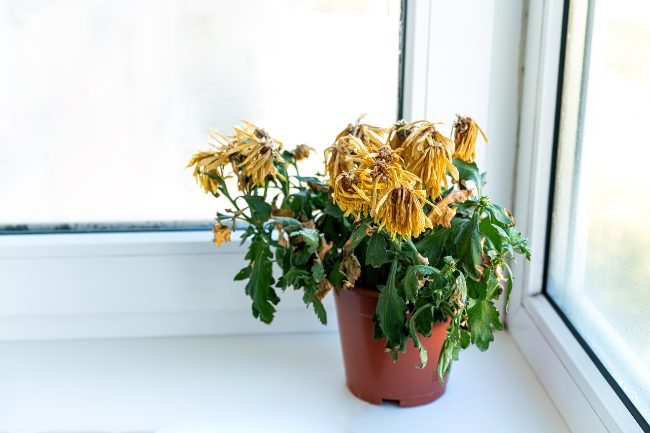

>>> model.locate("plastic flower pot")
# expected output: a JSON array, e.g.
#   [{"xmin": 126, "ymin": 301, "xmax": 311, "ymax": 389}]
[{"xmin": 333, "ymin": 286, "xmax": 449, "ymax": 407}]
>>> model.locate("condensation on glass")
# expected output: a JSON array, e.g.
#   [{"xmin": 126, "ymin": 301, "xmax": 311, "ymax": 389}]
[
  {"xmin": 0, "ymin": 0, "xmax": 401, "ymax": 231},
  {"xmin": 547, "ymin": 0, "xmax": 650, "ymax": 423}
]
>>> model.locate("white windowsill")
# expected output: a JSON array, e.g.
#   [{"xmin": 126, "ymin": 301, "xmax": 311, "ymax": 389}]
[{"xmin": 0, "ymin": 331, "xmax": 569, "ymax": 433}]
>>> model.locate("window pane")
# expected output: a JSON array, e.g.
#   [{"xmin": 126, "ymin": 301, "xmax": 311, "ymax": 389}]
[
  {"xmin": 0, "ymin": 0, "xmax": 400, "ymax": 229},
  {"xmin": 547, "ymin": 0, "xmax": 650, "ymax": 423}
]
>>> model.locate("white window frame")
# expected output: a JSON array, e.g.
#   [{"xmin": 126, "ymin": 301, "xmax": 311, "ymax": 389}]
[{"xmin": 508, "ymin": 1, "xmax": 646, "ymax": 432}]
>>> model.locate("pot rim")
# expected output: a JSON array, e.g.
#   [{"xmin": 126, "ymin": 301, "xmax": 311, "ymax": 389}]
[{"xmin": 336, "ymin": 286, "xmax": 380, "ymax": 298}]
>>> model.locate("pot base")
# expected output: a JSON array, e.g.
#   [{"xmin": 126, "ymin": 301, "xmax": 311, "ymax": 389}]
[{"xmin": 346, "ymin": 378, "xmax": 447, "ymax": 407}]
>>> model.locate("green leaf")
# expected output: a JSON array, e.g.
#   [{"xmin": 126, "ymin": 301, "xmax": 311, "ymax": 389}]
[
  {"xmin": 244, "ymin": 238, "xmax": 279, "ymax": 324},
  {"xmin": 311, "ymin": 298, "xmax": 327, "ymax": 325},
  {"xmin": 289, "ymin": 228, "xmax": 320, "ymax": 254},
  {"xmin": 414, "ymin": 227, "xmax": 449, "ymax": 266},
  {"xmin": 348, "ymin": 220, "xmax": 371, "ymax": 251},
  {"xmin": 455, "ymin": 219, "xmax": 483, "ymax": 279},
  {"xmin": 234, "ymin": 266, "xmax": 251, "ymax": 281},
  {"xmin": 365, "ymin": 233, "xmax": 389, "ymax": 268},
  {"xmin": 311, "ymin": 261, "xmax": 324, "ymax": 283},
  {"xmin": 403, "ymin": 265, "xmax": 440, "ymax": 304},
  {"xmin": 243, "ymin": 195, "xmax": 272, "ymax": 224},
  {"xmin": 467, "ymin": 299, "xmax": 503, "ymax": 351},
  {"xmin": 376, "ymin": 259, "xmax": 406, "ymax": 348},
  {"xmin": 487, "ymin": 203, "xmax": 513, "ymax": 226},
  {"xmin": 467, "ymin": 267, "xmax": 500, "ymax": 300},
  {"xmin": 479, "ymin": 218, "xmax": 504, "ymax": 251},
  {"xmin": 453, "ymin": 158, "xmax": 483, "ymax": 194},
  {"xmin": 272, "ymin": 216, "xmax": 302, "ymax": 228},
  {"xmin": 328, "ymin": 263, "xmax": 346, "ymax": 289}
]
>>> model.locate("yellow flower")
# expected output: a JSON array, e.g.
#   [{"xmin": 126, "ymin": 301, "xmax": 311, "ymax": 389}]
[
  {"xmin": 212, "ymin": 223, "xmax": 231, "ymax": 246},
  {"xmin": 292, "ymin": 143, "xmax": 315, "ymax": 161},
  {"xmin": 230, "ymin": 122, "xmax": 286, "ymax": 190},
  {"xmin": 391, "ymin": 121, "xmax": 458, "ymax": 199},
  {"xmin": 324, "ymin": 135, "xmax": 357, "ymax": 185},
  {"xmin": 332, "ymin": 171, "xmax": 372, "ymax": 217},
  {"xmin": 186, "ymin": 150, "xmax": 228, "ymax": 194},
  {"xmin": 452, "ymin": 115, "xmax": 488, "ymax": 163},
  {"xmin": 187, "ymin": 122, "xmax": 286, "ymax": 194},
  {"xmin": 335, "ymin": 114, "xmax": 389, "ymax": 149},
  {"xmin": 374, "ymin": 185, "xmax": 433, "ymax": 239}
]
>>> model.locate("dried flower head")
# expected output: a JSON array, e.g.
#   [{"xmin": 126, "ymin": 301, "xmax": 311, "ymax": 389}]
[
  {"xmin": 187, "ymin": 150, "xmax": 228, "ymax": 194},
  {"xmin": 292, "ymin": 143, "xmax": 315, "ymax": 161},
  {"xmin": 212, "ymin": 223, "xmax": 231, "ymax": 246},
  {"xmin": 452, "ymin": 115, "xmax": 488, "ymax": 163},
  {"xmin": 391, "ymin": 121, "xmax": 458, "ymax": 199},
  {"xmin": 335, "ymin": 114, "xmax": 390, "ymax": 149},
  {"xmin": 187, "ymin": 122, "xmax": 286, "ymax": 194},
  {"xmin": 374, "ymin": 185, "xmax": 433, "ymax": 239},
  {"xmin": 332, "ymin": 171, "xmax": 372, "ymax": 217},
  {"xmin": 324, "ymin": 135, "xmax": 357, "ymax": 185}
]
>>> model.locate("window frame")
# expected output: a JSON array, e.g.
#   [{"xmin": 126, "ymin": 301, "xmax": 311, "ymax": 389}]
[{"xmin": 509, "ymin": 0, "xmax": 648, "ymax": 432}]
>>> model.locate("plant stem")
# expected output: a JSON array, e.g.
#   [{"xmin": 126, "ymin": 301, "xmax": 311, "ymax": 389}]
[{"xmin": 405, "ymin": 237, "xmax": 428, "ymax": 265}]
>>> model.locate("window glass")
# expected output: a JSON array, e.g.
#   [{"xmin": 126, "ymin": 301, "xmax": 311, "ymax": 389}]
[
  {"xmin": 0, "ymin": 0, "xmax": 401, "ymax": 230},
  {"xmin": 547, "ymin": 0, "xmax": 650, "ymax": 424}
]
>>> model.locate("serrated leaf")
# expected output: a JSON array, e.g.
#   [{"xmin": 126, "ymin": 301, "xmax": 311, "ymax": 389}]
[
  {"xmin": 348, "ymin": 220, "xmax": 371, "ymax": 251},
  {"xmin": 365, "ymin": 233, "xmax": 389, "ymax": 268},
  {"xmin": 243, "ymin": 195, "xmax": 272, "ymax": 224},
  {"xmin": 487, "ymin": 203, "xmax": 513, "ymax": 226},
  {"xmin": 311, "ymin": 297, "xmax": 327, "ymax": 325},
  {"xmin": 414, "ymin": 227, "xmax": 449, "ymax": 265},
  {"xmin": 290, "ymin": 228, "xmax": 320, "ymax": 254},
  {"xmin": 403, "ymin": 265, "xmax": 440, "ymax": 304},
  {"xmin": 376, "ymin": 260, "xmax": 406, "ymax": 348},
  {"xmin": 272, "ymin": 216, "xmax": 302, "ymax": 228},
  {"xmin": 234, "ymin": 266, "xmax": 251, "ymax": 281},
  {"xmin": 244, "ymin": 238, "xmax": 278, "ymax": 324},
  {"xmin": 454, "ymin": 218, "xmax": 483, "ymax": 279},
  {"xmin": 311, "ymin": 260, "xmax": 324, "ymax": 283},
  {"xmin": 453, "ymin": 158, "xmax": 483, "ymax": 195},
  {"xmin": 467, "ymin": 299, "xmax": 503, "ymax": 351}
]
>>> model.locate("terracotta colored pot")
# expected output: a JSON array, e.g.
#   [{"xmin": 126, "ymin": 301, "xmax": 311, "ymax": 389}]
[{"xmin": 333, "ymin": 286, "xmax": 449, "ymax": 407}]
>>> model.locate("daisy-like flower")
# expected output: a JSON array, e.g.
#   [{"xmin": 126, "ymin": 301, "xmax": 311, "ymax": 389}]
[
  {"xmin": 374, "ymin": 185, "xmax": 433, "ymax": 239},
  {"xmin": 452, "ymin": 115, "xmax": 488, "ymax": 163},
  {"xmin": 187, "ymin": 122, "xmax": 286, "ymax": 194},
  {"xmin": 391, "ymin": 121, "xmax": 459, "ymax": 199},
  {"xmin": 324, "ymin": 135, "xmax": 358, "ymax": 185},
  {"xmin": 186, "ymin": 150, "xmax": 228, "ymax": 194},
  {"xmin": 335, "ymin": 114, "xmax": 389, "ymax": 149},
  {"xmin": 332, "ymin": 171, "xmax": 372, "ymax": 217},
  {"xmin": 212, "ymin": 223, "xmax": 231, "ymax": 246},
  {"xmin": 230, "ymin": 122, "xmax": 286, "ymax": 190},
  {"xmin": 292, "ymin": 143, "xmax": 315, "ymax": 161}
]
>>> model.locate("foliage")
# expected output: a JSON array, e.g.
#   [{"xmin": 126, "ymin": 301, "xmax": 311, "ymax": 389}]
[{"xmin": 188, "ymin": 117, "xmax": 530, "ymax": 382}]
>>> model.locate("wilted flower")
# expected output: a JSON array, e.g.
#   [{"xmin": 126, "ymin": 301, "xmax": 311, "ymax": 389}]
[
  {"xmin": 324, "ymin": 136, "xmax": 357, "ymax": 185},
  {"xmin": 374, "ymin": 185, "xmax": 433, "ymax": 239},
  {"xmin": 335, "ymin": 114, "xmax": 390, "ymax": 149},
  {"xmin": 452, "ymin": 116, "xmax": 488, "ymax": 163},
  {"xmin": 332, "ymin": 171, "xmax": 372, "ymax": 217},
  {"xmin": 187, "ymin": 122, "xmax": 286, "ymax": 194},
  {"xmin": 292, "ymin": 143, "xmax": 315, "ymax": 161},
  {"xmin": 187, "ymin": 150, "xmax": 228, "ymax": 194},
  {"xmin": 212, "ymin": 223, "xmax": 231, "ymax": 246},
  {"xmin": 391, "ymin": 121, "xmax": 458, "ymax": 199}
]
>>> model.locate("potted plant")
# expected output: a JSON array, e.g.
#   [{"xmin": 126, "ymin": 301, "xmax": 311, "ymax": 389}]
[{"xmin": 187, "ymin": 115, "xmax": 530, "ymax": 406}]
